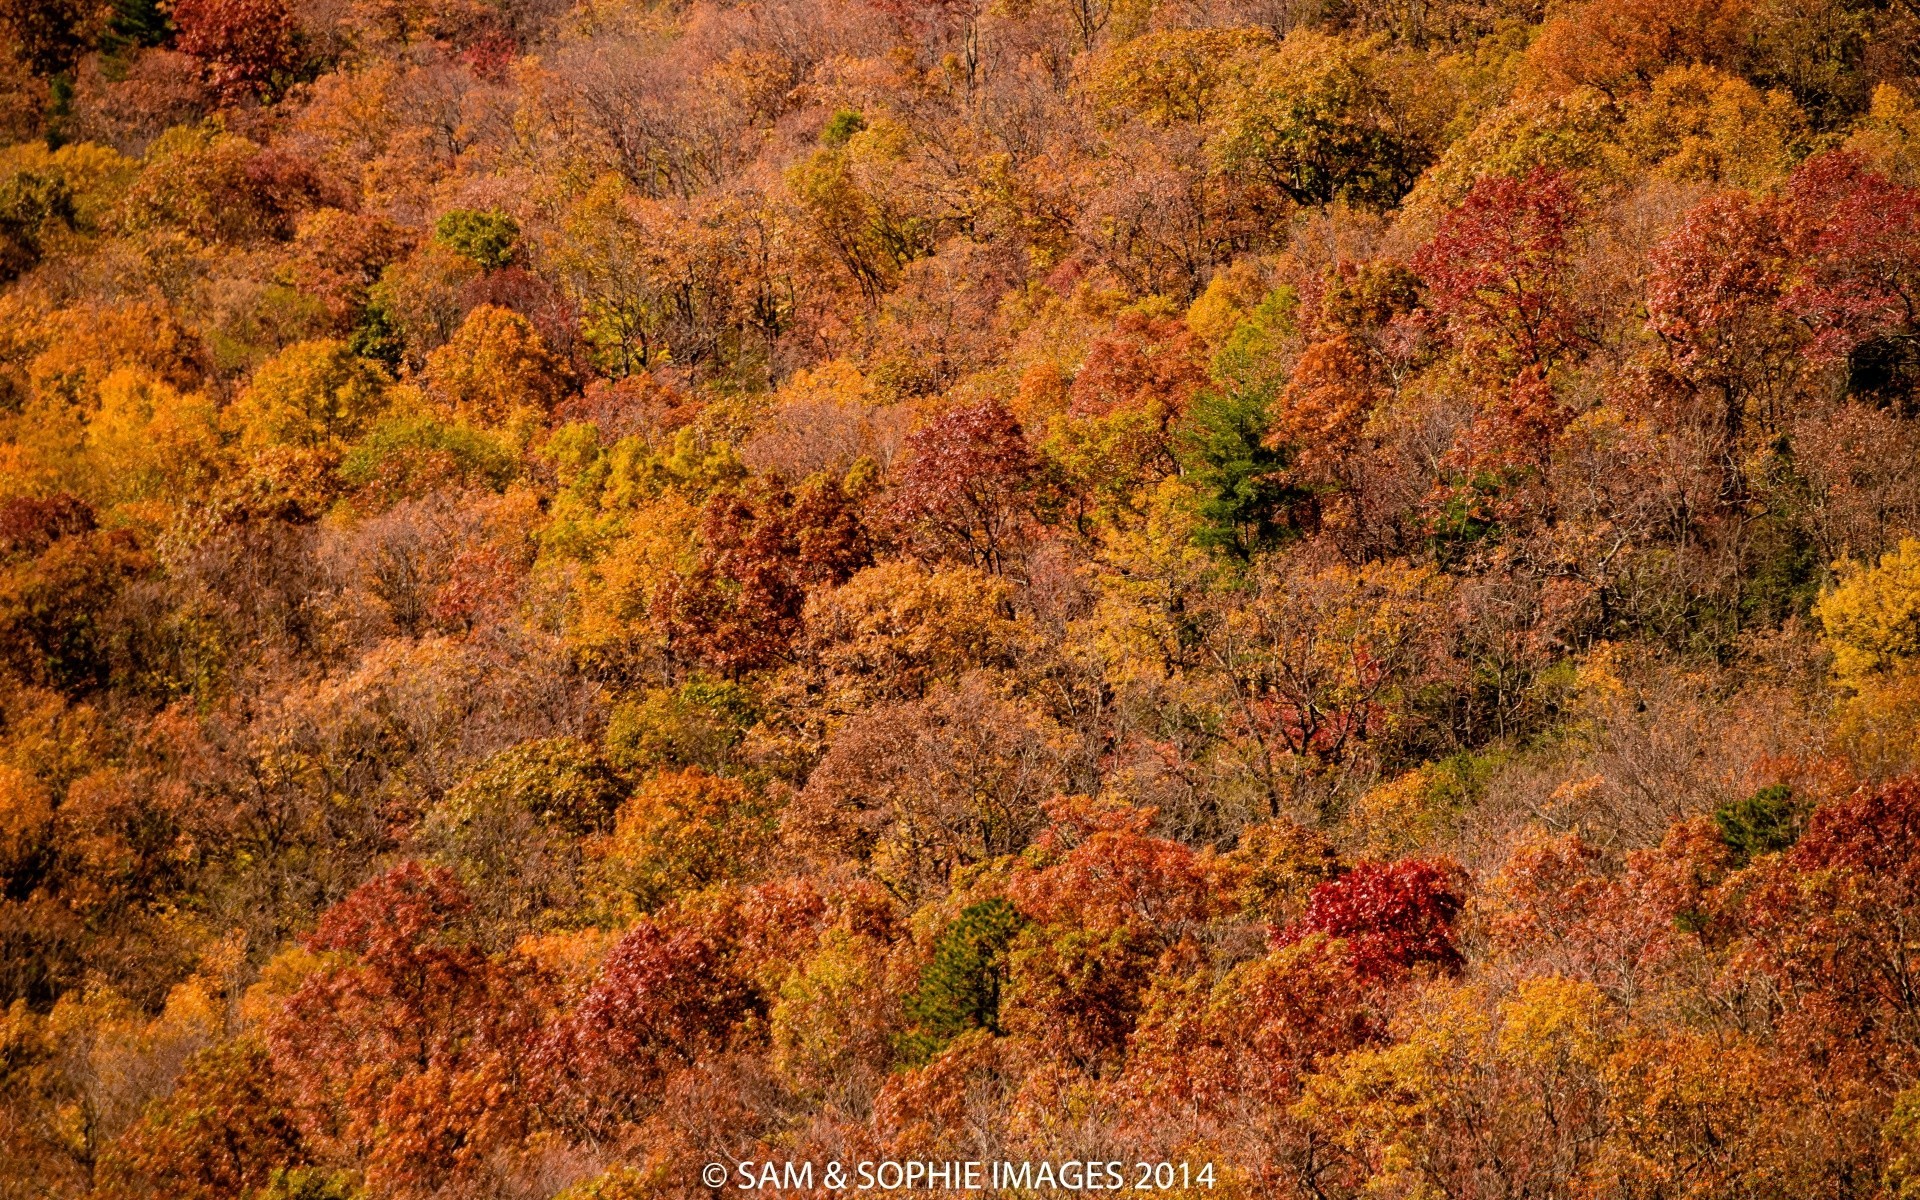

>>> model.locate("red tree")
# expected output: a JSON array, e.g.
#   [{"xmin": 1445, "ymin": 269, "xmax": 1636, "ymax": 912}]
[
  {"xmin": 535, "ymin": 916, "xmax": 763, "ymax": 1133},
  {"xmin": 1647, "ymin": 188, "xmax": 1803, "ymax": 479},
  {"xmin": 1412, "ymin": 169, "xmax": 1585, "ymax": 380},
  {"xmin": 267, "ymin": 863, "xmax": 545, "ymax": 1197},
  {"xmin": 655, "ymin": 474, "xmax": 873, "ymax": 675},
  {"xmin": 1780, "ymin": 152, "xmax": 1920, "ymax": 366},
  {"xmin": 1745, "ymin": 779, "xmax": 1920, "ymax": 1074},
  {"xmin": 170, "ymin": 0, "xmax": 303, "ymax": 102},
  {"xmin": 1280, "ymin": 857, "xmax": 1465, "ymax": 981},
  {"xmin": 887, "ymin": 399, "xmax": 1042, "ymax": 576}
]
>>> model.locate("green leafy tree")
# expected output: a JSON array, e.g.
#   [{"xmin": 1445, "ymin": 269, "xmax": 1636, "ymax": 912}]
[
  {"xmin": 1714, "ymin": 784, "xmax": 1807, "ymax": 865},
  {"xmin": 1179, "ymin": 387, "xmax": 1302, "ymax": 558},
  {"xmin": 434, "ymin": 208, "xmax": 519, "ymax": 272},
  {"xmin": 902, "ymin": 898, "xmax": 1026, "ymax": 1062}
]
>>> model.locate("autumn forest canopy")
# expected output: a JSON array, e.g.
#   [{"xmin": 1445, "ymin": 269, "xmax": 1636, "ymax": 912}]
[{"xmin": 11, "ymin": 0, "xmax": 1920, "ymax": 1195}]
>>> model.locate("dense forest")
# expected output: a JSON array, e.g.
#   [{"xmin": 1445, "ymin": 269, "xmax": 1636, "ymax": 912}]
[{"xmin": 9, "ymin": 0, "xmax": 1920, "ymax": 1194}]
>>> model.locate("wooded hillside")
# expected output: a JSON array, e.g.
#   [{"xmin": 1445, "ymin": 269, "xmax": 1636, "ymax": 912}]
[{"xmin": 2, "ymin": 0, "xmax": 1919, "ymax": 1195}]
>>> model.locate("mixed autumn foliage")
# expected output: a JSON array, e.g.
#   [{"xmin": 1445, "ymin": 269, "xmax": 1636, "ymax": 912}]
[{"xmin": 13, "ymin": 0, "xmax": 1920, "ymax": 1196}]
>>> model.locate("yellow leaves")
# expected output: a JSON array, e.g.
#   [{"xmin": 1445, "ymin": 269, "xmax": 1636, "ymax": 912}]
[
  {"xmin": 1222, "ymin": 817, "xmax": 1342, "ymax": 924},
  {"xmin": 1347, "ymin": 764, "xmax": 1455, "ymax": 858},
  {"xmin": 1887, "ymin": 1083, "xmax": 1920, "ymax": 1198},
  {"xmin": 563, "ymin": 490, "xmax": 699, "ymax": 675},
  {"xmin": 1848, "ymin": 83, "xmax": 1920, "ymax": 186},
  {"xmin": 236, "ymin": 339, "xmax": 389, "ymax": 450},
  {"xmin": 28, "ymin": 974, "xmax": 228, "ymax": 1156},
  {"xmin": 1301, "ymin": 976, "xmax": 1617, "ymax": 1197},
  {"xmin": 1814, "ymin": 541, "xmax": 1920, "ymax": 773},
  {"xmin": 238, "ymin": 945, "xmax": 330, "ymax": 1030},
  {"xmin": 1620, "ymin": 65, "xmax": 1806, "ymax": 188},
  {"xmin": 1079, "ymin": 27, "xmax": 1274, "ymax": 128},
  {"xmin": 769, "ymin": 929, "xmax": 898, "ymax": 1101},
  {"xmin": 85, "ymin": 368, "xmax": 224, "ymax": 516},
  {"xmin": 1401, "ymin": 87, "xmax": 1629, "ymax": 220},
  {"xmin": 1184, "ymin": 259, "xmax": 1270, "ymax": 349},
  {"xmin": 0, "ymin": 139, "xmax": 137, "ymax": 231},
  {"xmin": 1819, "ymin": 538, "xmax": 1920, "ymax": 685},
  {"xmin": 1224, "ymin": 556, "xmax": 1451, "ymax": 720},
  {"xmin": 1208, "ymin": 29, "xmax": 1450, "ymax": 212},
  {"xmin": 1081, "ymin": 477, "xmax": 1215, "ymax": 687},
  {"xmin": 1496, "ymin": 974, "xmax": 1612, "ymax": 1072}
]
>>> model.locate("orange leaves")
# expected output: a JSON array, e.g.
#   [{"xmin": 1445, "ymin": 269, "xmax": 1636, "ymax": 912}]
[
  {"xmin": 423, "ymin": 305, "xmax": 569, "ymax": 426},
  {"xmin": 1069, "ymin": 311, "xmax": 1210, "ymax": 424},
  {"xmin": 790, "ymin": 673, "xmax": 1068, "ymax": 900},
  {"xmin": 1526, "ymin": 0, "xmax": 1752, "ymax": 101},
  {"xmin": 604, "ymin": 767, "xmax": 775, "ymax": 912},
  {"xmin": 269, "ymin": 863, "xmax": 549, "ymax": 1196},
  {"xmin": 94, "ymin": 1041, "xmax": 306, "ymax": 1200},
  {"xmin": 1123, "ymin": 934, "xmax": 1383, "ymax": 1120},
  {"xmin": 1274, "ymin": 333, "xmax": 1377, "ymax": 482},
  {"xmin": 995, "ymin": 799, "xmax": 1222, "ymax": 1069},
  {"xmin": 1008, "ymin": 796, "xmax": 1221, "ymax": 933},
  {"xmin": 1478, "ymin": 821, "xmax": 1730, "ymax": 1004},
  {"xmin": 0, "ymin": 493, "xmax": 150, "ymax": 695}
]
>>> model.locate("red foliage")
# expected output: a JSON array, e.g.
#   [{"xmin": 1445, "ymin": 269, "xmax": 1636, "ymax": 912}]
[
  {"xmin": 1780, "ymin": 152, "xmax": 1920, "ymax": 364},
  {"xmin": 1788, "ymin": 779, "xmax": 1920, "ymax": 879},
  {"xmin": 1646, "ymin": 187, "xmax": 1801, "ymax": 465},
  {"xmin": 170, "ymin": 0, "xmax": 303, "ymax": 102},
  {"xmin": 1280, "ymin": 857, "xmax": 1464, "ymax": 980},
  {"xmin": 1069, "ymin": 312, "xmax": 1209, "ymax": 422},
  {"xmin": 537, "ymin": 917, "xmax": 763, "ymax": 1131},
  {"xmin": 887, "ymin": 398, "xmax": 1042, "ymax": 576},
  {"xmin": 1648, "ymin": 192, "xmax": 1793, "ymax": 377},
  {"xmin": 430, "ymin": 546, "xmax": 525, "ymax": 633},
  {"xmin": 268, "ymin": 863, "xmax": 545, "ymax": 1197},
  {"xmin": 655, "ymin": 475, "xmax": 873, "ymax": 675},
  {"xmin": 0, "ymin": 494, "xmax": 95, "ymax": 558},
  {"xmin": 1743, "ymin": 779, "xmax": 1920, "ymax": 1073},
  {"xmin": 1412, "ymin": 169, "xmax": 1584, "ymax": 378},
  {"xmin": 303, "ymin": 859, "xmax": 473, "ymax": 964}
]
